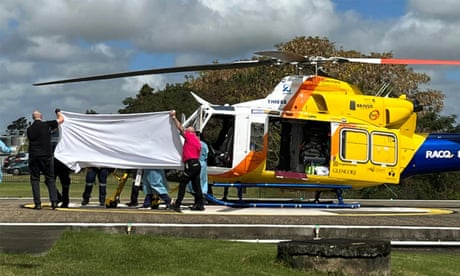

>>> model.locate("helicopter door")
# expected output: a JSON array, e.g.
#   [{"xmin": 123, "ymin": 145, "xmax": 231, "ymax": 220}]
[
  {"xmin": 205, "ymin": 115, "xmax": 235, "ymax": 168},
  {"xmin": 329, "ymin": 123, "xmax": 400, "ymax": 184}
]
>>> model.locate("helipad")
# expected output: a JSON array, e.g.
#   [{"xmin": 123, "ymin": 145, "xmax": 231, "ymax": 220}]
[{"xmin": 23, "ymin": 202, "xmax": 454, "ymax": 216}]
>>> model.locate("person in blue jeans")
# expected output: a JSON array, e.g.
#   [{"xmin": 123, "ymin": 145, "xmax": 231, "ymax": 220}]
[{"xmin": 82, "ymin": 167, "xmax": 108, "ymax": 206}]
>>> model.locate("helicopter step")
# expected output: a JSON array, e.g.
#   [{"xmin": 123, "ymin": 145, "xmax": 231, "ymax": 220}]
[{"xmin": 207, "ymin": 183, "xmax": 360, "ymax": 209}]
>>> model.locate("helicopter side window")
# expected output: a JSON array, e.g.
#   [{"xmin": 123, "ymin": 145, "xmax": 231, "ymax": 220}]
[
  {"xmin": 371, "ymin": 132, "xmax": 397, "ymax": 166},
  {"xmin": 250, "ymin": 123, "xmax": 264, "ymax": 152},
  {"xmin": 340, "ymin": 129, "xmax": 368, "ymax": 163}
]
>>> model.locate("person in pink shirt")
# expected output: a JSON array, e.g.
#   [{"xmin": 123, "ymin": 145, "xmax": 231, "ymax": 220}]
[{"xmin": 170, "ymin": 110, "xmax": 204, "ymax": 211}]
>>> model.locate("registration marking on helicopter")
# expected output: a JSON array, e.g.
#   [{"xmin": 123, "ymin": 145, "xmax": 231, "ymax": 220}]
[{"xmin": 31, "ymin": 203, "xmax": 454, "ymax": 217}]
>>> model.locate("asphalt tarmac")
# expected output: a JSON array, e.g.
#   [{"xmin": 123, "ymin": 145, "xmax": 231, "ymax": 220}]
[
  {"xmin": 0, "ymin": 198, "xmax": 459, "ymax": 254},
  {"xmin": 1, "ymin": 198, "xmax": 458, "ymax": 226}
]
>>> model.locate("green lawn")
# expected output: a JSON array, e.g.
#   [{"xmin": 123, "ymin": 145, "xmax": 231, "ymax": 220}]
[
  {"xmin": 0, "ymin": 172, "xmax": 135, "ymax": 200},
  {"xmin": 0, "ymin": 171, "xmax": 338, "ymax": 202},
  {"xmin": 0, "ymin": 230, "xmax": 458, "ymax": 276}
]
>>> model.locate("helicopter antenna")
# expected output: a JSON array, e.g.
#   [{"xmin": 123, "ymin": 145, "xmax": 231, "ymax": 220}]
[
  {"xmin": 383, "ymin": 86, "xmax": 393, "ymax": 97},
  {"xmin": 375, "ymin": 82, "xmax": 393, "ymax": 97},
  {"xmin": 375, "ymin": 82, "xmax": 388, "ymax": 96}
]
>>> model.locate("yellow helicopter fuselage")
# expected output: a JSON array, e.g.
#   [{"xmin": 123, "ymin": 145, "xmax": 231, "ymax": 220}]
[{"xmin": 188, "ymin": 75, "xmax": 431, "ymax": 190}]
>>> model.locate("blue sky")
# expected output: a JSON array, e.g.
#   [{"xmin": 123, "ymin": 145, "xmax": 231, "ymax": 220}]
[
  {"xmin": 335, "ymin": 0, "xmax": 406, "ymax": 19},
  {"xmin": 0, "ymin": 0, "xmax": 459, "ymax": 133}
]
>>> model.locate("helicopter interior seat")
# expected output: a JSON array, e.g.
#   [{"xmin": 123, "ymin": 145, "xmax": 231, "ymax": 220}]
[
  {"xmin": 210, "ymin": 127, "xmax": 234, "ymax": 168},
  {"xmin": 300, "ymin": 134, "xmax": 328, "ymax": 166}
]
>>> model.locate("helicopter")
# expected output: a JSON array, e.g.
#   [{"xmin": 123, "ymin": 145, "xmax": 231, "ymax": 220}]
[{"xmin": 34, "ymin": 51, "xmax": 460, "ymax": 208}]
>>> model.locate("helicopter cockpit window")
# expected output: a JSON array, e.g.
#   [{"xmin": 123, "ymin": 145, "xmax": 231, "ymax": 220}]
[
  {"xmin": 340, "ymin": 129, "xmax": 368, "ymax": 163},
  {"xmin": 250, "ymin": 123, "xmax": 264, "ymax": 152}
]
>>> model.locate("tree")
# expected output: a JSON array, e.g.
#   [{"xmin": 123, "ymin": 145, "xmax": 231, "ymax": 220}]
[
  {"xmin": 6, "ymin": 117, "xmax": 30, "ymax": 136},
  {"xmin": 118, "ymin": 36, "xmax": 460, "ymax": 199},
  {"xmin": 416, "ymin": 112, "xmax": 460, "ymax": 133},
  {"xmin": 119, "ymin": 83, "xmax": 197, "ymax": 116}
]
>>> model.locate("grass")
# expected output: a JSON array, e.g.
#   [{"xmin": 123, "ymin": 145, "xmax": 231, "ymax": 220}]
[
  {"xmin": 0, "ymin": 172, "xmax": 340, "ymax": 202},
  {"xmin": 0, "ymin": 230, "xmax": 458, "ymax": 276}
]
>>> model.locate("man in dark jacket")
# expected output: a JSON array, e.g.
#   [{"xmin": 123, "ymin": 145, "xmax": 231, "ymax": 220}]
[{"xmin": 27, "ymin": 109, "xmax": 64, "ymax": 209}]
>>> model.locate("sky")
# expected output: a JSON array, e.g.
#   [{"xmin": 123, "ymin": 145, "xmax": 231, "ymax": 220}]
[{"xmin": 1, "ymin": 0, "xmax": 460, "ymax": 133}]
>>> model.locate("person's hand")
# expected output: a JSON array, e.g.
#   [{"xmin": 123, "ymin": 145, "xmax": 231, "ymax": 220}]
[
  {"xmin": 170, "ymin": 110, "xmax": 176, "ymax": 118},
  {"xmin": 55, "ymin": 108, "xmax": 61, "ymax": 114}
]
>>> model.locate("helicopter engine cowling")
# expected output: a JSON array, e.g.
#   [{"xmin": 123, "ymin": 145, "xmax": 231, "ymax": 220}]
[{"xmin": 383, "ymin": 95, "xmax": 414, "ymax": 128}]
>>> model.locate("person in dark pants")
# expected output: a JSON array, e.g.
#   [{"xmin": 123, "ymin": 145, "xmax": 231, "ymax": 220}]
[
  {"xmin": 126, "ymin": 170, "xmax": 142, "ymax": 207},
  {"xmin": 27, "ymin": 109, "xmax": 64, "ymax": 210},
  {"xmin": 169, "ymin": 110, "xmax": 204, "ymax": 212},
  {"xmin": 54, "ymin": 158, "xmax": 71, "ymax": 207},
  {"xmin": 50, "ymin": 128, "xmax": 72, "ymax": 208},
  {"xmin": 81, "ymin": 167, "xmax": 108, "ymax": 206}
]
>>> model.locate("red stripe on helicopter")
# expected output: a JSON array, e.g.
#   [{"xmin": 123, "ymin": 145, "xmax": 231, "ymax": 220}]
[
  {"xmin": 346, "ymin": 57, "xmax": 460, "ymax": 65},
  {"xmin": 381, "ymin": 58, "xmax": 460, "ymax": 65}
]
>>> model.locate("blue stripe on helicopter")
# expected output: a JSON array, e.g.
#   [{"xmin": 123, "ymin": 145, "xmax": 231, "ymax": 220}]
[{"xmin": 401, "ymin": 133, "xmax": 460, "ymax": 178}]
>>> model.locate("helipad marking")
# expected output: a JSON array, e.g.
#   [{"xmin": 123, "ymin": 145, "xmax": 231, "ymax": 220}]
[{"xmin": 22, "ymin": 203, "xmax": 454, "ymax": 216}]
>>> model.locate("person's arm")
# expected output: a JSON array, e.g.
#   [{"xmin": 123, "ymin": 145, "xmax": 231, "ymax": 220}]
[
  {"xmin": 55, "ymin": 108, "xmax": 64, "ymax": 124},
  {"xmin": 0, "ymin": 140, "xmax": 12, "ymax": 154},
  {"xmin": 170, "ymin": 110, "xmax": 184, "ymax": 135}
]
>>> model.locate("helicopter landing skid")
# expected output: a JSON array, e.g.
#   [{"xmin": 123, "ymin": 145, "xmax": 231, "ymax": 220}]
[{"xmin": 206, "ymin": 183, "xmax": 360, "ymax": 208}]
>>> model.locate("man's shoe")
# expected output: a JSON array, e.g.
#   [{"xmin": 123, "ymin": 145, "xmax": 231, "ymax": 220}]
[
  {"xmin": 33, "ymin": 204, "xmax": 42, "ymax": 210},
  {"xmin": 60, "ymin": 203, "xmax": 69, "ymax": 208},
  {"xmin": 170, "ymin": 202, "xmax": 182, "ymax": 212},
  {"xmin": 81, "ymin": 199, "xmax": 89, "ymax": 206},
  {"xmin": 57, "ymin": 194, "xmax": 63, "ymax": 204},
  {"xmin": 51, "ymin": 201, "xmax": 58, "ymax": 210},
  {"xmin": 190, "ymin": 204, "xmax": 205, "ymax": 211},
  {"xmin": 126, "ymin": 201, "xmax": 138, "ymax": 207},
  {"xmin": 164, "ymin": 202, "xmax": 172, "ymax": 210},
  {"xmin": 137, "ymin": 204, "xmax": 151, "ymax": 210}
]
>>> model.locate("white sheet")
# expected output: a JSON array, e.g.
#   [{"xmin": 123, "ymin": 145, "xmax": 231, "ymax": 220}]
[{"xmin": 54, "ymin": 111, "xmax": 183, "ymax": 172}]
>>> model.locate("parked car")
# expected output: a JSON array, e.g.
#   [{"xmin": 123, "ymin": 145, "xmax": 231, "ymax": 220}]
[
  {"xmin": 3, "ymin": 152, "xmax": 28, "ymax": 168},
  {"xmin": 7, "ymin": 160, "xmax": 29, "ymax": 175},
  {"xmin": 3, "ymin": 155, "xmax": 16, "ymax": 168}
]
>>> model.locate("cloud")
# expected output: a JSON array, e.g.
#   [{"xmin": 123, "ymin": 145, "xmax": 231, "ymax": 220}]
[{"xmin": 0, "ymin": 0, "xmax": 459, "ymax": 135}]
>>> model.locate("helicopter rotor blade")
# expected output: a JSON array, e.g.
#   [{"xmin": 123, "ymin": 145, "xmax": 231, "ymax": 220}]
[
  {"xmin": 34, "ymin": 48, "xmax": 460, "ymax": 87},
  {"xmin": 255, "ymin": 51, "xmax": 308, "ymax": 63},
  {"xmin": 335, "ymin": 57, "xmax": 460, "ymax": 66},
  {"xmin": 33, "ymin": 59, "xmax": 274, "ymax": 86}
]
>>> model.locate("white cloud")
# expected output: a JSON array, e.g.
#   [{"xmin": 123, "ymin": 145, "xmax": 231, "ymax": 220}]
[
  {"xmin": 408, "ymin": 0, "xmax": 460, "ymax": 20},
  {"xmin": 0, "ymin": 0, "xmax": 459, "ymax": 133}
]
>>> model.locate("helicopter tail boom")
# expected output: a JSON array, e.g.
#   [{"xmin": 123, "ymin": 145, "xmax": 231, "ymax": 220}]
[{"xmin": 402, "ymin": 133, "xmax": 460, "ymax": 177}]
